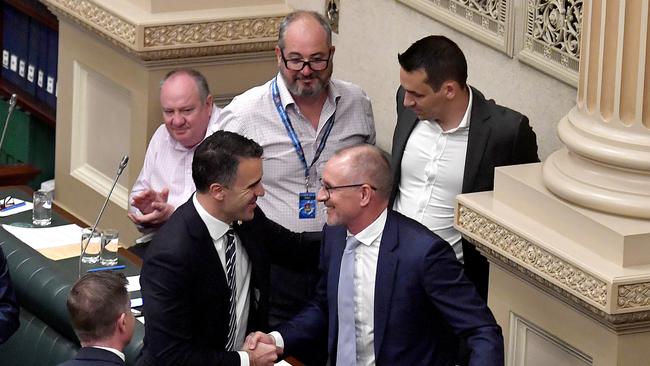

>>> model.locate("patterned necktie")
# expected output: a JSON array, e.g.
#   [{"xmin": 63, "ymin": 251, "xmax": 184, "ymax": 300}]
[
  {"xmin": 336, "ymin": 235, "xmax": 361, "ymax": 366},
  {"xmin": 224, "ymin": 228, "xmax": 238, "ymax": 351}
]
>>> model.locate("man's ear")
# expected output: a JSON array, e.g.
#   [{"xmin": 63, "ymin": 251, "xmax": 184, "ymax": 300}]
[
  {"xmin": 209, "ymin": 182, "xmax": 226, "ymax": 201},
  {"xmin": 359, "ymin": 184, "xmax": 373, "ymax": 207},
  {"xmin": 275, "ymin": 46, "xmax": 283, "ymax": 68},
  {"xmin": 116, "ymin": 312, "xmax": 127, "ymax": 334},
  {"xmin": 443, "ymin": 81, "xmax": 457, "ymax": 100}
]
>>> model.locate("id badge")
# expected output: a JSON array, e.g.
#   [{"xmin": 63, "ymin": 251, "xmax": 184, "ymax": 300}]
[{"xmin": 298, "ymin": 192, "xmax": 316, "ymax": 219}]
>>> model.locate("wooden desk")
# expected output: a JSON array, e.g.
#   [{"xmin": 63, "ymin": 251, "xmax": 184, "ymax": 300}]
[{"xmin": 0, "ymin": 164, "xmax": 40, "ymax": 186}]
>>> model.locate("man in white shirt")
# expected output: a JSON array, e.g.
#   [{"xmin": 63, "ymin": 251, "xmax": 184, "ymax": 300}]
[
  {"xmin": 59, "ymin": 272, "xmax": 135, "ymax": 366},
  {"xmin": 217, "ymin": 11, "xmax": 375, "ymax": 335},
  {"xmin": 128, "ymin": 69, "xmax": 220, "ymax": 237},
  {"xmin": 244, "ymin": 144, "xmax": 504, "ymax": 366},
  {"xmin": 391, "ymin": 35, "xmax": 539, "ymax": 301}
]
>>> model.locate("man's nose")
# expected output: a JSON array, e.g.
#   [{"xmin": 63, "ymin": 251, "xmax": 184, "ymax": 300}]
[
  {"xmin": 316, "ymin": 186, "xmax": 328, "ymax": 202},
  {"xmin": 403, "ymin": 93, "xmax": 415, "ymax": 107}
]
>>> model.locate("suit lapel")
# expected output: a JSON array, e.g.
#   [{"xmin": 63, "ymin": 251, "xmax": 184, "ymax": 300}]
[
  {"xmin": 463, "ymin": 87, "xmax": 492, "ymax": 193},
  {"xmin": 183, "ymin": 199, "xmax": 228, "ymax": 291},
  {"xmin": 373, "ymin": 211, "xmax": 399, "ymax": 358},
  {"xmin": 327, "ymin": 226, "xmax": 347, "ymax": 353}
]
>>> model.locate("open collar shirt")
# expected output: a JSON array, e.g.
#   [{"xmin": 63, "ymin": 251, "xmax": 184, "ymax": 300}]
[
  {"xmin": 217, "ymin": 74, "xmax": 375, "ymax": 231},
  {"xmin": 393, "ymin": 89, "xmax": 473, "ymax": 260}
]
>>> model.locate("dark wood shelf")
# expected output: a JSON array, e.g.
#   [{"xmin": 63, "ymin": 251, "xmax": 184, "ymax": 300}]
[
  {"xmin": 0, "ymin": 77, "xmax": 56, "ymax": 127},
  {"xmin": 0, "ymin": 163, "xmax": 40, "ymax": 186}
]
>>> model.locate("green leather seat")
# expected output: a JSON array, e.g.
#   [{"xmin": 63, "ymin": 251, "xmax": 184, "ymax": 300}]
[{"xmin": 0, "ymin": 236, "xmax": 144, "ymax": 365}]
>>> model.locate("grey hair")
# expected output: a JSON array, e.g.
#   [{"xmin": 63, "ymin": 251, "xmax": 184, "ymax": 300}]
[
  {"xmin": 278, "ymin": 10, "xmax": 332, "ymax": 49},
  {"xmin": 160, "ymin": 69, "xmax": 211, "ymax": 102}
]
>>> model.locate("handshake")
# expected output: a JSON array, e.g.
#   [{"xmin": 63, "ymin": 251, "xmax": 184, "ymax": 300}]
[{"xmin": 242, "ymin": 331, "xmax": 284, "ymax": 366}]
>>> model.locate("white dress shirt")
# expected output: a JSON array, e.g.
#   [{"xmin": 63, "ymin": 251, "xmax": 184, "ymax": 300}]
[
  {"xmin": 129, "ymin": 106, "xmax": 220, "ymax": 227},
  {"xmin": 393, "ymin": 89, "xmax": 473, "ymax": 261},
  {"xmin": 217, "ymin": 74, "xmax": 375, "ymax": 231},
  {"xmin": 272, "ymin": 209, "xmax": 387, "ymax": 366},
  {"xmin": 93, "ymin": 346, "xmax": 125, "ymax": 362},
  {"xmin": 193, "ymin": 194, "xmax": 252, "ymax": 366}
]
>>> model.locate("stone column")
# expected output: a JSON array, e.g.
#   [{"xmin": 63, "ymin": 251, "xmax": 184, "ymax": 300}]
[
  {"xmin": 543, "ymin": 0, "xmax": 650, "ymax": 219},
  {"xmin": 454, "ymin": 1, "xmax": 650, "ymax": 365}
]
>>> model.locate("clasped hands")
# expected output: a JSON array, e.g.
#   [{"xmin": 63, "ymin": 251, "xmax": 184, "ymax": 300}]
[
  {"xmin": 243, "ymin": 331, "xmax": 283, "ymax": 366},
  {"xmin": 128, "ymin": 188, "xmax": 175, "ymax": 226}
]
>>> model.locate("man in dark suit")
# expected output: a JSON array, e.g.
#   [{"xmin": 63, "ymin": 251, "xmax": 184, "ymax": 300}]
[
  {"xmin": 0, "ymin": 246, "xmax": 19, "ymax": 345},
  {"xmin": 391, "ymin": 35, "xmax": 539, "ymax": 300},
  {"xmin": 59, "ymin": 272, "xmax": 134, "ymax": 366},
  {"xmin": 137, "ymin": 131, "xmax": 320, "ymax": 366},
  {"xmin": 246, "ymin": 144, "xmax": 503, "ymax": 365}
]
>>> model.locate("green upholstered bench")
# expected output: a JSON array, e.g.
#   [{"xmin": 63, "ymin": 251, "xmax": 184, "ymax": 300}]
[{"xmin": 0, "ymin": 233, "xmax": 144, "ymax": 366}]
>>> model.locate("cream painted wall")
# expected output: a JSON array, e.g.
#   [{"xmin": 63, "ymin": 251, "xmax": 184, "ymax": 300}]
[{"xmin": 285, "ymin": 0, "xmax": 577, "ymax": 159}]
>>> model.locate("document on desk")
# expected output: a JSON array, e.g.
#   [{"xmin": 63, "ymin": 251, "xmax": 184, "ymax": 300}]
[{"xmin": 2, "ymin": 223, "xmax": 84, "ymax": 260}]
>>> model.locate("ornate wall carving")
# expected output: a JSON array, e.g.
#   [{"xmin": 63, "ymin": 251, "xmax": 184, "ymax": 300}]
[
  {"xmin": 618, "ymin": 283, "xmax": 650, "ymax": 310},
  {"xmin": 143, "ymin": 17, "xmax": 283, "ymax": 47},
  {"xmin": 518, "ymin": 0, "xmax": 582, "ymax": 86},
  {"xmin": 42, "ymin": 0, "xmax": 284, "ymax": 62},
  {"xmin": 397, "ymin": 0, "xmax": 515, "ymax": 55},
  {"xmin": 457, "ymin": 204, "xmax": 608, "ymax": 307},
  {"xmin": 396, "ymin": 0, "xmax": 582, "ymax": 86}
]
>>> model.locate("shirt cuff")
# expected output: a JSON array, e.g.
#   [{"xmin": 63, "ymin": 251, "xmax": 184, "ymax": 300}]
[
  {"xmin": 269, "ymin": 331, "xmax": 285, "ymax": 349},
  {"xmin": 238, "ymin": 350, "xmax": 249, "ymax": 366}
]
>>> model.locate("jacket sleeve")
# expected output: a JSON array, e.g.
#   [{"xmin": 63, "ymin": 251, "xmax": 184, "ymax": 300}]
[{"xmin": 0, "ymin": 246, "xmax": 19, "ymax": 345}]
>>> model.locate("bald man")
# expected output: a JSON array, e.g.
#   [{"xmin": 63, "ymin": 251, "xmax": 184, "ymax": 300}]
[{"xmin": 246, "ymin": 145, "xmax": 504, "ymax": 366}]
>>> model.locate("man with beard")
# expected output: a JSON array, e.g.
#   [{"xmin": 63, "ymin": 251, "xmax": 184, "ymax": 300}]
[{"xmin": 217, "ymin": 9, "xmax": 375, "ymax": 350}]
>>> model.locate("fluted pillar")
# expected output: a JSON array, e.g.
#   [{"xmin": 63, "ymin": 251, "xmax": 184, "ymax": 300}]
[{"xmin": 543, "ymin": 0, "xmax": 650, "ymax": 219}]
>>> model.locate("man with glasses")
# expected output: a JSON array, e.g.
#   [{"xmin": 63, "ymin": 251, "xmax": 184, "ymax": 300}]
[
  {"xmin": 217, "ymin": 10, "xmax": 375, "ymax": 343},
  {"xmin": 244, "ymin": 144, "xmax": 504, "ymax": 366}
]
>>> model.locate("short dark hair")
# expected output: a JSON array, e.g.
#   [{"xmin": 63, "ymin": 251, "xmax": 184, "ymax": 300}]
[
  {"xmin": 278, "ymin": 10, "xmax": 332, "ymax": 49},
  {"xmin": 161, "ymin": 69, "xmax": 211, "ymax": 102},
  {"xmin": 398, "ymin": 35, "xmax": 468, "ymax": 91},
  {"xmin": 67, "ymin": 272, "xmax": 129, "ymax": 343},
  {"xmin": 192, "ymin": 131, "xmax": 264, "ymax": 192}
]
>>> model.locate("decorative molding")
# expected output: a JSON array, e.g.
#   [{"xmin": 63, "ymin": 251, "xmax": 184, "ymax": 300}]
[
  {"xmin": 466, "ymin": 234, "xmax": 650, "ymax": 331},
  {"xmin": 143, "ymin": 17, "xmax": 283, "ymax": 47},
  {"xmin": 508, "ymin": 313, "xmax": 592, "ymax": 366},
  {"xmin": 397, "ymin": 0, "xmax": 515, "ymax": 55},
  {"xmin": 457, "ymin": 204, "xmax": 608, "ymax": 306},
  {"xmin": 517, "ymin": 0, "xmax": 582, "ymax": 86},
  {"xmin": 618, "ymin": 283, "xmax": 650, "ymax": 310},
  {"xmin": 46, "ymin": 0, "xmax": 136, "ymax": 46},
  {"xmin": 42, "ymin": 0, "xmax": 285, "ymax": 62}
]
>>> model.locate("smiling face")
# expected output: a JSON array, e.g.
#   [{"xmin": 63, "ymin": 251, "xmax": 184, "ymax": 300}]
[
  {"xmin": 160, "ymin": 73, "xmax": 213, "ymax": 148},
  {"xmin": 219, "ymin": 157, "xmax": 265, "ymax": 223},
  {"xmin": 276, "ymin": 16, "xmax": 333, "ymax": 98},
  {"xmin": 399, "ymin": 67, "xmax": 448, "ymax": 122},
  {"xmin": 316, "ymin": 156, "xmax": 363, "ymax": 228}
]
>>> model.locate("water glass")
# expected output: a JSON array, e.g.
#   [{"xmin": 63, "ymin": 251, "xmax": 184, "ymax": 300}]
[
  {"xmin": 100, "ymin": 229, "xmax": 119, "ymax": 266},
  {"xmin": 32, "ymin": 190, "xmax": 52, "ymax": 226},
  {"xmin": 81, "ymin": 227, "xmax": 101, "ymax": 264}
]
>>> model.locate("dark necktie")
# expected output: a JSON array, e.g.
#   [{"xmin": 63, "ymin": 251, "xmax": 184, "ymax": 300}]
[
  {"xmin": 336, "ymin": 235, "xmax": 361, "ymax": 365},
  {"xmin": 224, "ymin": 228, "xmax": 237, "ymax": 351}
]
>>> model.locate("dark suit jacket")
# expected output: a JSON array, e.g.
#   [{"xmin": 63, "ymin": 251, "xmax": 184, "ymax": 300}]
[
  {"xmin": 137, "ymin": 199, "xmax": 320, "ymax": 366},
  {"xmin": 0, "ymin": 246, "xmax": 19, "ymax": 345},
  {"xmin": 278, "ymin": 210, "xmax": 504, "ymax": 366},
  {"xmin": 390, "ymin": 86, "xmax": 539, "ymax": 299},
  {"xmin": 57, "ymin": 347, "xmax": 125, "ymax": 366}
]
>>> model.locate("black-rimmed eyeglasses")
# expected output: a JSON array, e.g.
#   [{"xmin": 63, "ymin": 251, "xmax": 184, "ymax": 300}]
[
  {"xmin": 319, "ymin": 179, "xmax": 377, "ymax": 200},
  {"xmin": 280, "ymin": 49, "xmax": 332, "ymax": 71}
]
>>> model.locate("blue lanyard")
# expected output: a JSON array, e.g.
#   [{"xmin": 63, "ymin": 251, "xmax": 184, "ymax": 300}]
[{"xmin": 271, "ymin": 77, "xmax": 336, "ymax": 190}]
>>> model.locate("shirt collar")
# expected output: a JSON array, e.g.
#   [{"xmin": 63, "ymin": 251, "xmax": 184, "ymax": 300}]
[
  {"xmin": 347, "ymin": 208, "xmax": 388, "ymax": 247},
  {"xmin": 92, "ymin": 346, "xmax": 125, "ymax": 362},
  {"xmin": 443, "ymin": 87, "xmax": 473, "ymax": 134},
  {"xmin": 192, "ymin": 193, "xmax": 231, "ymax": 241}
]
